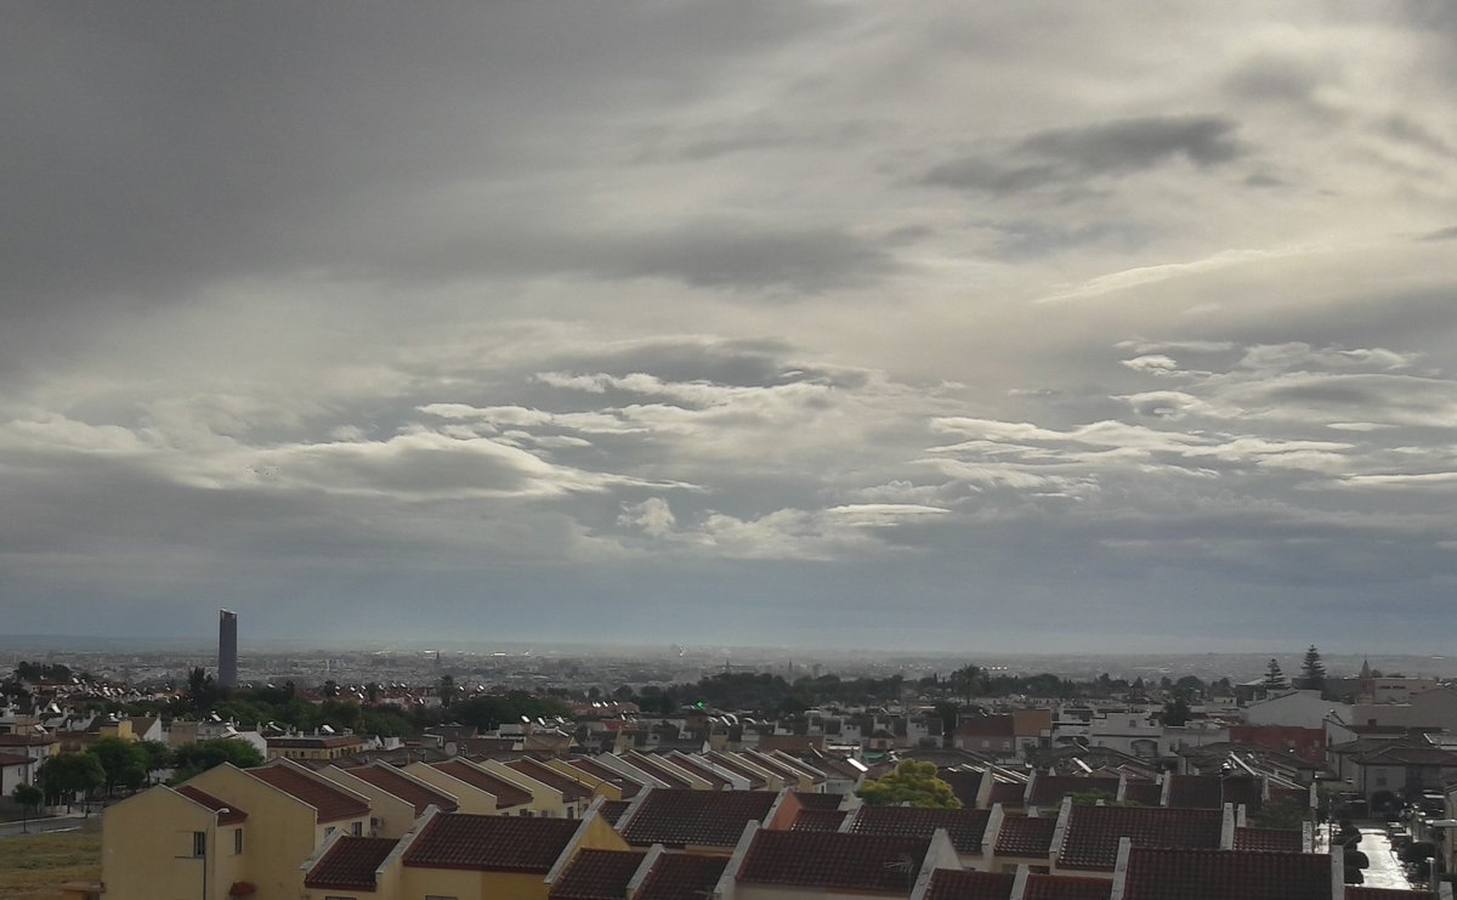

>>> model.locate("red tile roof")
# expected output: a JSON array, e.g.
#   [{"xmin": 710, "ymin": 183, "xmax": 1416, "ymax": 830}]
[
  {"xmin": 432, "ymin": 760, "xmax": 534, "ymax": 809},
  {"xmin": 745, "ymin": 749, "xmax": 824, "ymax": 784},
  {"xmin": 704, "ymin": 751, "xmax": 771, "ymax": 788},
  {"xmin": 0, "ymin": 734, "xmax": 57, "ymax": 746},
  {"xmin": 304, "ymin": 836, "xmax": 397, "ymax": 891},
  {"xmin": 1122, "ymin": 847, "xmax": 1332, "ymax": 900},
  {"xmin": 619, "ymin": 789, "xmax": 778, "ymax": 849},
  {"xmin": 1022, "ymin": 873, "xmax": 1114, "ymax": 900},
  {"xmin": 738, "ymin": 829, "xmax": 928, "ymax": 894},
  {"xmin": 958, "ymin": 716, "xmax": 1016, "ymax": 738},
  {"xmin": 925, "ymin": 868, "xmax": 1015, "ymax": 900},
  {"xmin": 624, "ymin": 753, "xmax": 696, "ymax": 790},
  {"xmin": 1165, "ymin": 773, "xmax": 1262, "ymax": 810},
  {"xmin": 791, "ymin": 807, "xmax": 848, "ymax": 831},
  {"xmin": 994, "ymin": 814, "xmax": 1057, "ymax": 857},
  {"xmin": 598, "ymin": 799, "xmax": 631, "ymax": 826},
  {"xmin": 792, "ymin": 791, "xmax": 844, "ymax": 810},
  {"xmin": 849, "ymin": 806, "xmax": 991, "ymax": 855},
  {"xmin": 989, "ymin": 780, "xmax": 1026, "ymax": 805},
  {"xmin": 1122, "ymin": 780, "xmax": 1163, "ymax": 806},
  {"xmin": 942, "ymin": 770, "xmax": 983, "ymax": 808},
  {"xmin": 1058, "ymin": 806, "xmax": 1222, "ymax": 872},
  {"xmin": 668, "ymin": 754, "xmax": 734, "ymax": 790},
  {"xmin": 249, "ymin": 764, "xmax": 370, "ymax": 824},
  {"xmin": 0, "ymin": 752, "xmax": 33, "ymax": 768},
  {"xmin": 346, "ymin": 764, "xmax": 458, "ymax": 816},
  {"xmin": 402, "ymin": 813, "xmax": 581, "ymax": 872},
  {"xmin": 505, "ymin": 758, "xmax": 593, "ymax": 802},
  {"xmin": 633, "ymin": 853, "xmax": 728, "ymax": 900},
  {"xmin": 1029, "ymin": 775, "xmax": 1119, "ymax": 807},
  {"xmin": 175, "ymin": 785, "xmax": 248, "ymax": 825},
  {"xmin": 568, "ymin": 756, "xmax": 644, "ymax": 798},
  {"xmin": 1233, "ymin": 826, "xmax": 1303, "ymax": 852},
  {"xmin": 549, "ymin": 849, "xmax": 646, "ymax": 900}
]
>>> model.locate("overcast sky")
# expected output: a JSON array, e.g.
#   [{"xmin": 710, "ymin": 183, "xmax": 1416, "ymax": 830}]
[{"xmin": 5, "ymin": 2, "xmax": 1457, "ymax": 653}]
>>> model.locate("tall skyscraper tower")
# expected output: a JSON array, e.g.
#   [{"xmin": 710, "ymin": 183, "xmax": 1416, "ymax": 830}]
[{"xmin": 218, "ymin": 609, "xmax": 238, "ymax": 689}]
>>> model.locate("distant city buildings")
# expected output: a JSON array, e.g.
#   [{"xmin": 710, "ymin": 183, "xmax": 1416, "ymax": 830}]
[{"xmin": 218, "ymin": 609, "xmax": 238, "ymax": 689}]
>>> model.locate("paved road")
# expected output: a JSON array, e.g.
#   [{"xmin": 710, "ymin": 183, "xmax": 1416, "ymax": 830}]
[
  {"xmin": 1357, "ymin": 827, "xmax": 1413, "ymax": 890},
  {"xmin": 0, "ymin": 813, "xmax": 89, "ymax": 838}
]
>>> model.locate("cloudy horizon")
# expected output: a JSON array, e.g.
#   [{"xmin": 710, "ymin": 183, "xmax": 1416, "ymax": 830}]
[{"xmin": 5, "ymin": 2, "xmax": 1457, "ymax": 653}]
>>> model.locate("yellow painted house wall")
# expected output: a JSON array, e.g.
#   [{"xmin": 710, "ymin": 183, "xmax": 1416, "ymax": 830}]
[
  {"xmin": 187, "ymin": 763, "xmax": 328, "ymax": 900},
  {"xmin": 400, "ymin": 864, "xmax": 484, "ymax": 900},
  {"xmin": 403, "ymin": 761, "xmax": 498, "ymax": 815},
  {"xmin": 576, "ymin": 812, "xmax": 631, "ymax": 851},
  {"xmin": 102, "ymin": 787, "xmax": 220, "ymax": 900},
  {"xmin": 317, "ymin": 765, "xmax": 418, "ymax": 837},
  {"xmin": 541, "ymin": 759, "xmax": 625, "ymax": 801},
  {"xmin": 477, "ymin": 759, "xmax": 567, "ymax": 818}
]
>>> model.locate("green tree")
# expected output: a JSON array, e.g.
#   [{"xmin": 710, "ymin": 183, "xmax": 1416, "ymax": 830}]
[
  {"xmin": 948, "ymin": 665, "xmax": 982, "ymax": 704},
  {"xmin": 170, "ymin": 739, "xmax": 265, "ymax": 783},
  {"xmin": 1298, "ymin": 645, "xmax": 1326, "ymax": 692},
  {"xmin": 138, "ymin": 740, "xmax": 172, "ymax": 780},
  {"xmin": 1250, "ymin": 797, "xmax": 1309, "ymax": 830},
  {"xmin": 1263, "ymin": 659, "xmax": 1288, "ymax": 691},
  {"xmin": 1162, "ymin": 696, "xmax": 1192, "ymax": 727},
  {"xmin": 12, "ymin": 783, "xmax": 43, "ymax": 831},
  {"xmin": 38, "ymin": 752, "xmax": 105, "ymax": 811},
  {"xmin": 89, "ymin": 736, "xmax": 149, "ymax": 795},
  {"xmin": 856, "ymin": 761, "xmax": 961, "ymax": 809},
  {"xmin": 437, "ymin": 675, "xmax": 457, "ymax": 709}
]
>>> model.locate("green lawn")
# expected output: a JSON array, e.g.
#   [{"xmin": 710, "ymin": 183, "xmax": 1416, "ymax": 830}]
[{"xmin": 0, "ymin": 826, "xmax": 101, "ymax": 900}]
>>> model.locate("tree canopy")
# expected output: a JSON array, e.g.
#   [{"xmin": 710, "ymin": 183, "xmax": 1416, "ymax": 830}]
[
  {"xmin": 171, "ymin": 738, "xmax": 265, "ymax": 783},
  {"xmin": 1298, "ymin": 645, "xmax": 1326, "ymax": 692},
  {"xmin": 1263, "ymin": 659, "xmax": 1288, "ymax": 690},
  {"xmin": 856, "ymin": 760, "xmax": 961, "ymax": 809}
]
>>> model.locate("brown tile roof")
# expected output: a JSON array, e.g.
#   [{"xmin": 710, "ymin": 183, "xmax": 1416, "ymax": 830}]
[
  {"xmin": 994, "ymin": 814, "xmax": 1057, "ymax": 857},
  {"xmin": 619, "ymin": 789, "xmax": 778, "ymax": 849},
  {"xmin": 432, "ymin": 760, "xmax": 534, "ymax": 809},
  {"xmin": 703, "ymin": 752, "xmax": 769, "ymax": 789},
  {"xmin": 402, "ymin": 813, "xmax": 580, "ymax": 872},
  {"xmin": 1023, "ymin": 873, "xmax": 1114, "ymax": 900},
  {"xmin": 792, "ymin": 791, "xmax": 843, "ymax": 810},
  {"xmin": 304, "ymin": 836, "xmax": 397, "ymax": 891},
  {"xmin": 505, "ymin": 758, "xmax": 593, "ymax": 802},
  {"xmin": 0, "ymin": 752, "xmax": 33, "ymax": 768},
  {"xmin": 1121, "ymin": 846, "xmax": 1330, "ymax": 900},
  {"xmin": 668, "ymin": 754, "xmax": 735, "ymax": 790},
  {"xmin": 175, "ymin": 785, "xmax": 248, "ymax": 825},
  {"xmin": 738, "ymin": 829, "xmax": 928, "ymax": 893},
  {"xmin": 345, "ymin": 764, "xmax": 458, "ymax": 817},
  {"xmin": 633, "ymin": 853, "xmax": 728, "ymax": 900},
  {"xmin": 1058, "ymin": 806, "xmax": 1223, "ymax": 872},
  {"xmin": 925, "ymin": 868, "xmax": 1015, "ymax": 900},
  {"xmin": 624, "ymin": 753, "xmax": 696, "ymax": 789},
  {"xmin": 268, "ymin": 734, "xmax": 365, "ymax": 749},
  {"xmin": 549, "ymin": 849, "xmax": 646, "ymax": 900},
  {"xmin": 1165, "ymin": 773, "xmax": 1262, "ymax": 810},
  {"xmin": 742, "ymin": 750, "xmax": 817, "ymax": 784},
  {"xmin": 598, "ymin": 799, "xmax": 631, "ymax": 826},
  {"xmin": 1122, "ymin": 779, "xmax": 1163, "ymax": 806},
  {"xmin": 942, "ymin": 770, "xmax": 983, "ymax": 808},
  {"xmin": 1233, "ymin": 826, "xmax": 1303, "ymax": 852},
  {"xmin": 0, "ymin": 734, "xmax": 57, "ymax": 746},
  {"xmin": 569, "ymin": 756, "xmax": 644, "ymax": 798},
  {"xmin": 791, "ymin": 807, "xmax": 848, "ymax": 831},
  {"xmin": 850, "ymin": 805, "xmax": 991, "ymax": 855},
  {"xmin": 249, "ymin": 764, "xmax": 370, "ymax": 824},
  {"xmin": 958, "ymin": 716, "xmax": 1016, "ymax": 738},
  {"xmin": 988, "ymin": 780, "xmax": 1026, "ymax": 805},
  {"xmin": 1029, "ymin": 775, "xmax": 1119, "ymax": 807}
]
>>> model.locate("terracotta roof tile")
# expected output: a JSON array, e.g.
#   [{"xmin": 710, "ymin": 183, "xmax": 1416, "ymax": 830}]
[
  {"xmin": 850, "ymin": 805, "xmax": 990, "ymax": 855},
  {"xmin": 1029, "ymin": 776, "xmax": 1119, "ymax": 807},
  {"xmin": 1121, "ymin": 780, "xmax": 1163, "ymax": 806},
  {"xmin": 942, "ymin": 770, "xmax": 983, "ymax": 808},
  {"xmin": 791, "ymin": 807, "xmax": 848, "ymax": 831},
  {"xmin": 1233, "ymin": 826, "xmax": 1303, "ymax": 852},
  {"xmin": 1121, "ymin": 846, "xmax": 1330, "ymax": 900},
  {"xmin": 569, "ymin": 756, "xmax": 644, "ymax": 798},
  {"xmin": 347, "ymin": 764, "xmax": 458, "ymax": 816},
  {"xmin": 994, "ymin": 814, "xmax": 1057, "ymax": 857},
  {"xmin": 634, "ymin": 853, "xmax": 728, "ymax": 900},
  {"xmin": 402, "ymin": 813, "xmax": 580, "ymax": 872},
  {"xmin": 432, "ymin": 760, "xmax": 534, "ymax": 809},
  {"xmin": 668, "ymin": 754, "xmax": 735, "ymax": 790},
  {"xmin": 924, "ymin": 868, "xmax": 1015, "ymax": 900},
  {"xmin": 1022, "ymin": 873, "xmax": 1114, "ymax": 900},
  {"xmin": 1165, "ymin": 773, "xmax": 1262, "ymax": 810},
  {"xmin": 792, "ymin": 791, "xmax": 843, "ymax": 810},
  {"xmin": 305, "ymin": 836, "xmax": 397, "ymax": 891},
  {"xmin": 738, "ymin": 829, "xmax": 928, "ymax": 893},
  {"xmin": 549, "ymin": 849, "xmax": 646, "ymax": 900},
  {"xmin": 249, "ymin": 764, "xmax": 370, "ymax": 824},
  {"xmin": 175, "ymin": 785, "xmax": 248, "ymax": 825},
  {"xmin": 506, "ymin": 758, "xmax": 593, "ymax": 802},
  {"xmin": 1058, "ymin": 806, "xmax": 1222, "ymax": 872},
  {"xmin": 620, "ymin": 789, "xmax": 778, "ymax": 849},
  {"xmin": 598, "ymin": 799, "xmax": 631, "ymax": 826},
  {"xmin": 624, "ymin": 753, "xmax": 696, "ymax": 789},
  {"xmin": 703, "ymin": 752, "xmax": 770, "ymax": 789},
  {"xmin": 958, "ymin": 716, "xmax": 1016, "ymax": 738},
  {"xmin": 989, "ymin": 780, "xmax": 1026, "ymax": 805}
]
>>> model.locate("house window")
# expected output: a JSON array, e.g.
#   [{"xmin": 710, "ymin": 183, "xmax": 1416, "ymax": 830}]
[
  {"xmin": 192, "ymin": 832, "xmax": 207, "ymax": 858},
  {"xmin": 352, "ymin": 821, "xmax": 362, "ymax": 836},
  {"xmin": 234, "ymin": 829, "xmax": 243, "ymax": 855}
]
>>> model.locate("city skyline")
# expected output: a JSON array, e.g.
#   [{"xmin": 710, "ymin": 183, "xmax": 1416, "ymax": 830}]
[{"xmin": 5, "ymin": 4, "xmax": 1457, "ymax": 651}]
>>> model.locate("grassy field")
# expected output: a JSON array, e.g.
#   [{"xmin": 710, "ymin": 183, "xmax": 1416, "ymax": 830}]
[{"xmin": 0, "ymin": 825, "xmax": 101, "ymax": 900}]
